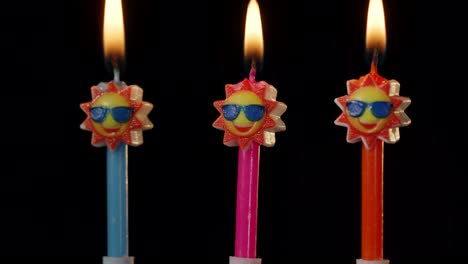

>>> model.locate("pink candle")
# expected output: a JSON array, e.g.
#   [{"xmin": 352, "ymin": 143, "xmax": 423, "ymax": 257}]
[
  {"xmin": 235, "ymin": 141, "xmax": 260, "ymax": 257},
  {"xmin": 213, "ymin": 1, "xmax": 287, "ymax": 260}
]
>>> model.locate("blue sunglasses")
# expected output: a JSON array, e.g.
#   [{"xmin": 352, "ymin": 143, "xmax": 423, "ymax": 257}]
[
  {"xmin": 90, "ymin": 106, "xmax": 133, "ymax": 123},
  {"xmin": 346, "ymin": 100, "xmax": 393, "ymax": 118},
  {"xmin": 222, "ymin": 104, "xmax": 266, "ymax": 122}
]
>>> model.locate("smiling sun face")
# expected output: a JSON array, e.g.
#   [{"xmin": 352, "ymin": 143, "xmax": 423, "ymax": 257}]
[
  {"xmin": 213, "ymin": 78, "xmax": 287, "ymax": 149},
  {"xmin": 335, "ymin": 72, "xmax": 411, "ymax": 149},
  {"xmin": 347, "ymin": 86, "xmax": 392, "ymax": 134},
  {"xmin": 90, "ymin": 92, "xmax": 132, "ymax": 138},
  {"xmin": 80, "ymin": 81, "xmax": 153, "ymax": 150},
  {"xmin": 223, "ymin": 90, "xmax": 265, "ymax": 137}
]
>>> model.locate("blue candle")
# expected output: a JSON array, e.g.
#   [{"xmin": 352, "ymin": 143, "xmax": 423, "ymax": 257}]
[
  {"xmin": 80, "ymin": 79, "xmax": 153, "ymax": 260},
  {"xmin": 107, "ymin": 141, "xmax": 128, "ymax": 256},
  {"xmin": 80, "ymin": 0, "xmax": 154, "ymax": 254},
  {"xmin": 81, "ymin": 1, "xmax": 153, "ymax": 260}
]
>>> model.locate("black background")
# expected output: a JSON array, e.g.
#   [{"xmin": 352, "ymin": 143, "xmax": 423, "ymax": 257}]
[{"xmin": 2, "ymin": 0, "xmax": 467, "ymax": 263}]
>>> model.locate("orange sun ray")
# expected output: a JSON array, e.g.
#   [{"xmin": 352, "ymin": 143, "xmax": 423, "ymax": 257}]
[{"xmin": 334, "ymin": 71, "xmax": 411, "ymax": 149}]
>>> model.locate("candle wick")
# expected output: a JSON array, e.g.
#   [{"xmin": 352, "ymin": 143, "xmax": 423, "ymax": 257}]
[
  {"xmin": 249, "ymin": 61, "xmax": 257, "ymax": 82},
  {"xmin": 108, "ymin": 55, "xmax": 122, "ymax": 85},
  {"xmin": 113, "ymin": 67, "xmax": 121, "ymax": 84},
  {"xmin": 370, "ymin": 49, "xmax": 379, "ymax": 74}
]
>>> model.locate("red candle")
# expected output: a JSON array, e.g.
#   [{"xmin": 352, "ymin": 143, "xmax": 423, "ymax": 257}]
[
  {"xmin": 361, "ymin": 133, "xmax": 384, "ymax": 259},
  {"xmin": 334, "ymin": 0, "xmax": 411, "ymax": 262}
]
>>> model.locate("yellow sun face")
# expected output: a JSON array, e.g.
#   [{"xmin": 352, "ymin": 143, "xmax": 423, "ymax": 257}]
[
  {"xmin": 334, "ymin": 72, "xmax": 411, "ymax": 149},
  {"xmin": 213, "ymin": 78, "xmax": 287, "ymax": 149},
  {"xmin": 347, "ymin": 86, "xmax": 391, "ymax": 134},
  {"xmin": 80, "ymin": 81, "xmax": 154, "ymax": 150},
  {"xmin": 223, "ymin": 90, "xmax": 265, "ymax": 137},
  {"xmin": 91, "ymin": 93, "xmax": 132, "ymax": 138}
]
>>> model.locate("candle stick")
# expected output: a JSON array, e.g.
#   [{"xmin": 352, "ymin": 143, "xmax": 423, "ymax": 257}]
[
  {"xmin": 235, "ymin": 63, "xmax": 260, "ymax": 259},
  {"xmin": 80, "ymin": 0, "xmax": 153, "ymax": 263},
  {"xmin": 213, "ymin": 1, "xmax": 286, "ymax": 263},
  {"xmin": 334, "ymin": 1, "xmax": 411, "ymax": 263},
  {"xmin": 360, "ymin": 54, "xmax": 385, "ymax": 261}
]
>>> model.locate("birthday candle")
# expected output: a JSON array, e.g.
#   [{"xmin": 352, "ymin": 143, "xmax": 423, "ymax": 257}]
[
  {"xmin": 79, "ymin": 0, "xmax": 153, "ymax": 263},
  {"xmin": 213, "ymin": 1, "xmax": 287, "ymax": 263},
  {"xmin": 334, "ymin": 0, "xmax": 411, "ymax": 263}
]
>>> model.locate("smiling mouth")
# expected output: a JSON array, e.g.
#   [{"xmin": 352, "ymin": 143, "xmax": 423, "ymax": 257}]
[
  {"xmin": 234, "ymin": 125, "xmax": 252, "ymax": 133},
  {"xmin": 359, "ymin": 122, "xmax": 377, "ymax": 130},
  {"xmin": 103, "ymin": 127, "xmax": 120, "ymax": 133}
]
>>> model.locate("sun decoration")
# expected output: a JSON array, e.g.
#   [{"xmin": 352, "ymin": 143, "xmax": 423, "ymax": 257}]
[
  {"xmin": 334, "ymin": 71, "xmax": 411, "ymax": 149},
  {"xmin": 80, "ymin": 81, "xmax": 153, "ymax": 151},
  {"xmin": 213, "ymin": 78, "xmax": 287, "ymax": 149}
]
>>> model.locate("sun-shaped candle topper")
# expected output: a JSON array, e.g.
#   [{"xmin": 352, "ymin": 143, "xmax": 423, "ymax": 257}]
[
  {"xmin": 334, "ymin": 70, "xmax": 411, "ymax": 149},
  {"xmin": 80, "ymin": 80, "xmax": 153, "ymax": 151},
  {"xmin": 213, "ymin": 78, "xmax": 286, "ymax": 149}
]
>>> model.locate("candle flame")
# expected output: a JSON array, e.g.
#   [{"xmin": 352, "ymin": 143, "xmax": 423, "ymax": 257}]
[
  {"xmin": 244, "ymin": 0, "xmax": 264, "ymax": 63},
  {"xmin": 366, "ymin": 0, "xmax": 386, "ymax": 52},
  {"xmin": 103, "ymin": 0, "xmax": 125, "ymax": 61}
]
